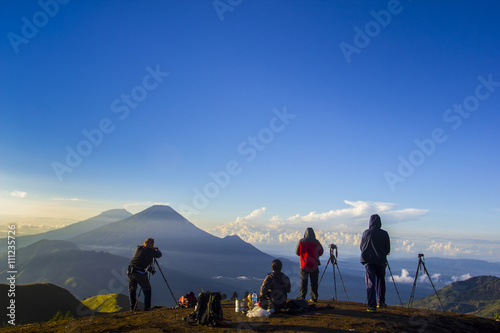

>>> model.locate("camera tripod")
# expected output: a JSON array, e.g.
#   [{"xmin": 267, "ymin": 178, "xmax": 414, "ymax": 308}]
[
  {"xmin": 408, "ymin": 253, "xmax": 445, "ymax": 311},
  {"xmin": 154, "ymin": 258, "xmax": 177, "ymax": 304},
  {"xmin": 133, "ymin": 258, "xmax": 177, "ymax": 310},
  {"xmin": 319, "ymin": 244, "xmax": 349, "ymax": 301}
]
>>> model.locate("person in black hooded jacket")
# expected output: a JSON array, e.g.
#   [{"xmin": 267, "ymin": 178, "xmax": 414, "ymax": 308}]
[
  {"xmin": 127, "ymin": 237, "xmax": 162, "ymax": 311},
  {"xmin": 259, "ymin": 259, "xmax": 291, "ymax": 311},
  {"xmin": 360, "ymin": 214, "xmax": 390, "ymax": 312}
]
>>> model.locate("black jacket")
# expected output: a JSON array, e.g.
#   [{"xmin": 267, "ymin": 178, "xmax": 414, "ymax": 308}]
[
  {"xmin": 360, "ymin": 214, "xmax": 390, "ymax": 265},
  {"xmin": 129, "ymin": 245, "xmax": 162, "ymax": 272}
]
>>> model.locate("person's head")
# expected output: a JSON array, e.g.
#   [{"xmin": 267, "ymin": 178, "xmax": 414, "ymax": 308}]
[
  {"xmin": 144, "ymin": 238, "xmax": 155, "ymax": 247},
  {"xmin": 271, "ymin": 259, "xmax": 283, "ymax": 272},
  {"xmin": 369, "ymin": 214, "xmax": 381, "ymax": 228},
  {"xmin": 304, "ymin": 227, "xmax": 316, "ymax": 239}
]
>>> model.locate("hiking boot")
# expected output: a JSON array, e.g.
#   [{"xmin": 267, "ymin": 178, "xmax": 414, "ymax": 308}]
[
  {"xmin": 308, "ymin": 299, "xmax": 317, "ymax": 303},
  {"xmin": 377, "ymin": 303, "xmax": 387, "ymax": 309},
  {"xmin": 367, "ymin": 306, "xmax": 377, "ymax": 312}
]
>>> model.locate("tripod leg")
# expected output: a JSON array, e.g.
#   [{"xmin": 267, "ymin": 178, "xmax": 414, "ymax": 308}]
[
  {"xmin": 318, "ymin": 257, "xmax": 331, "ymax": 287},
  {"xmin": 133, "ymin": 287, "xmax": 142, "ymax": 311},
  {"xmin": 335, "ymin": 263, "xmax": 349, "ymax": 302},
  {"xmin": 154, "ymin": 258, "xmax": 178, "ymax": 305},
  {"xmin": 421, "ymin": 262, "xmax": 445, "ymax": 312},
  {"xmin": 387, "ymin": 261, "xmax": 403, "ymax": 307},
  {"xmin": 408, "ymin": 258, "xmax": 421, "ymax": 308},
  {"xmin": 333, "ymin": 264, "xmax": 337, "ymax": 301}
]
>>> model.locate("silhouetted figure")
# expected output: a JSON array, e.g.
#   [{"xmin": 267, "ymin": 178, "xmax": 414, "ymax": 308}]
[
  {"xmin": 296, "ymin": 227, "xmax": 324, "ymax": 302},
  {"xmin": 127, "ymin": 237, "xmax": 162, "ymax": 311},
  {"xmin": 259, "ymin": 259, "xmax": 291, "ymax": 311},
  {"xmin": 360, "ymin": 214, "xmax": 390, "ymax": 312}
]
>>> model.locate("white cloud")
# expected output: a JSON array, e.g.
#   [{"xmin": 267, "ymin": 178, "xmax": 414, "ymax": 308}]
[
  {"xmin": 393, "ymin": 239, "xmax": 416, "ymax": 253},
  {"xmin": 391, "ymin": 269, "xmax": 414, "ymax": 283},
  {"xmin": 10, "ymin": 191, "xmax": 27, "ymax": 198},
  {"xmin": 52, "ymin": 197, "xmax": 83, "ymax": 201},
  {"xmin": 451, "ymin": 273, "xmax": 471, "ymax": 283},
  {"xmin": 426, "ymin": 241, "xmax": 476, "ymax": 256},
  {"xmin": 417, "ymin": 273, "xmax": 441, "ymax": 284},
  {"xmin": 235, "ymin": 207, "xmax": 266, "ymax": 223},
  {"xmin": 281, "ymin": 200, "xmax": 427, "ymax": 227},
  {"xmin": 208, "ymin": 201, "xmax": 428, "ymax": 250},
  {"xmin": 318, "ymin": 231, "xmax": 362, "ymax": 248}
]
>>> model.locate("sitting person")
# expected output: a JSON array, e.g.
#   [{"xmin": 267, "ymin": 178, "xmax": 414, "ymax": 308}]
[{"xmin": 259, "ymin": 259, "xmax": 291, "ymax": 311}]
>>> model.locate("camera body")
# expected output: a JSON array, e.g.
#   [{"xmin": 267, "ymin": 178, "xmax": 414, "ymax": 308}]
[
  {"xmin": 329, "ymin": 244, "xmax": 337, "ymax": 250},
  {"xmin": 418, "ymin": 253, "xmax": 424, "ymax": 258},
  {"xmin": 147, "ymin": 265, "xmax": 156, "ymax": 275}
]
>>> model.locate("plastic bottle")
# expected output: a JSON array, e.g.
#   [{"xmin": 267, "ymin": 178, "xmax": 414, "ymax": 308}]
[{"xmin": 252, "ymin": 292, "xmax": 258, "ymax": 307}]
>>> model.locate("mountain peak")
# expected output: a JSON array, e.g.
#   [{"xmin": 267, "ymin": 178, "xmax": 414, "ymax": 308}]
[
  {"xmin": 99, "ymin": 209, "xmax": 132, "ymax": 219},
  {"xmin": 134, "ymin": 205, "xmax": 190, "ymax": 224}
]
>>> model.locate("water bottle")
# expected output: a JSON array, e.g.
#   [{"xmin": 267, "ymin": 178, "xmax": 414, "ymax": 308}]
[{"xmin": 252, "ymin": 292, "xmax": 258, "ymax": 307}]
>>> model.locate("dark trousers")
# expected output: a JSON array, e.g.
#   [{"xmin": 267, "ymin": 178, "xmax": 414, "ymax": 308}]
[
  {"xmin": 299, "ymin": 268, "xmax": 319, "ymax": 301},
  {"xmin": 128, "ymin": 271, "xmax": 152, "ymax": 310},
  {"xmin": 364, "ymin": 264, "xmax": 386, "ymax": 308}
]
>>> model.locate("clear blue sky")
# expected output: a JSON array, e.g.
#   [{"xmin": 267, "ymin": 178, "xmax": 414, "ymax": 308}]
[{"xmin": 1, "ymin": 0, "xmax": 499, "ymax": 260}]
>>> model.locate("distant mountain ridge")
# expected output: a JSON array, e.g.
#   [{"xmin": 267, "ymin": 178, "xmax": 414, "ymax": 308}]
[
  {"xmin": 1, "ymin": 206, "xmax": 296, "ymax": 306},
  {"xmin": 0, "ymin": 209, "xmax": 132, "ymax": 250},
  {"xmin": 411, "ymin": 275, "xmax": 500, "ymax": 318},
  {"xmin": 69, "ymin": 205, "xmax": 280, "ymax": 279}
]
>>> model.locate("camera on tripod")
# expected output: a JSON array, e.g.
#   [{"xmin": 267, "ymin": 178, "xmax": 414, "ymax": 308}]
[
  {"xmin": 147, "ymin": 265, "xmax": 156, "ymax": 275},
  {"xmin": 329, "ymin": 244, "xmax": 338, "ymax": 250},
  {"xmin": 418, "ymin": 253, "xmax": 424, "ymax": 258}
]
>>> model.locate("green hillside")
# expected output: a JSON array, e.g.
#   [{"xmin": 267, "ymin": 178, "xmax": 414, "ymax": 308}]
[
  {"xmin": 0, "ymin": 283, "xmax": 96, "ymax": 326},
  {"xmin": 82, "ymin": 293, "xmax": 142, "ymax": 313},
  {"xmin": 410, "ymin": 275, "xmax": 500, "ymax": 318}
]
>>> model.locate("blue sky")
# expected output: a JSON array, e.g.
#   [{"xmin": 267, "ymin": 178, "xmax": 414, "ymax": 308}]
[{"xmin": 1, "ymin": 0, "xmax": 499, "ymax": 260}]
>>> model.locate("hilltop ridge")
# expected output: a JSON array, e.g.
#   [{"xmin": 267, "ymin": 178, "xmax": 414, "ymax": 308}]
[
  {"xmin": 1, "ymin": 300, "xmax": 498, "ymax": 333},
  {"xmin": 410, "ymin": 275, "xmax": 500, "ymax": 318}
]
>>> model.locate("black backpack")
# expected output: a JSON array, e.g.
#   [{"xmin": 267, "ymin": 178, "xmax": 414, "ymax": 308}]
[{"xmin": 184, "ymin": 292, "xmax": 223, "ymax": 326}]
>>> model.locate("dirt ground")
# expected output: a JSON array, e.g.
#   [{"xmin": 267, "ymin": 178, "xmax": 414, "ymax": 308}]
[{"xmin": 1, "ymin": 300, "xmax": 499, "ymax": 333}]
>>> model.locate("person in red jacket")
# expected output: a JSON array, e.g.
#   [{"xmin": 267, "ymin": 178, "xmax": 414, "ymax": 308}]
[{"xmin": 295, "ymin": 227, "xmax": 324, "ymax": 302}]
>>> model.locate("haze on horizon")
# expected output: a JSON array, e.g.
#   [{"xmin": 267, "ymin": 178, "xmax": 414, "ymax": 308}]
[{"xmin": 1, "ymin": 1, "xmax": 499, "ymax": 262}]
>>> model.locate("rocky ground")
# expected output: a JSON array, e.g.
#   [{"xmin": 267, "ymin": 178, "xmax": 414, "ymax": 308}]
[{"xmin": 1, "ymin": 300, "xmax": 499, "ymax": 333}]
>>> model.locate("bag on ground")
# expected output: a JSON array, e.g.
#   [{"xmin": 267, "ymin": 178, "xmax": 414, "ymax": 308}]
[
  {"xmin": 178, "ymin": 291, "xmax": 197, "ymax": 308},
  {"xmin": 184, "ymin": 291, "xmax": 223, "ymax": 326},
  {"xmin": 284, "ymin": 298, "xmax": 310, "ymax": 314}
]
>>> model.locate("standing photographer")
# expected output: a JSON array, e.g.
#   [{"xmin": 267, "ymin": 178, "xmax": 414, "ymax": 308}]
[
  {"xmin": 360, "ymin": 214, "xmax": 390, "ymax": 312},
  {"xmin": 296, "ymin": 227, "xmax": 324, "ymax": 302},
  {"xmin": 127, "ymin": 237, "xmax": 162, "ymax": 311}
]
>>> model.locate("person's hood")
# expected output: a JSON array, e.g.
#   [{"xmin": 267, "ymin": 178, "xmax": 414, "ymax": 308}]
[
  {"xmin": 304, "ymin": 227, "xmax": 316, "ymax": 239},
  {"xmin": 369, "ymin": 214, "xmax": 382, "ymax": 228}
]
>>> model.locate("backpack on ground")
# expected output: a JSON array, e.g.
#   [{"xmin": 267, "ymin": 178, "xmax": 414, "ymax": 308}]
[
  {"xmin": 178, "ymin": 291, "xmax": 197, "ymax": 308},
  {"xmin": 184, "ymin": 291, "xmax": 223, "ymax": 326},
  {"xmin": 283, "ymin": 298, "xmax": 310, "ymax": 315}
]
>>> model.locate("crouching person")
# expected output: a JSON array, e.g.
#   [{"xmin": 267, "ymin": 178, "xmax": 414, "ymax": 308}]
[{"xmin": 259, "ymin": 259, "xmax": 291, "ymax": 312}]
